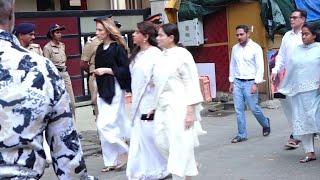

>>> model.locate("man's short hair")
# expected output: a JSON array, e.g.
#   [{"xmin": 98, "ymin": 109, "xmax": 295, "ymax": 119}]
[
  {"xmin": 292, "ymin": 9, "xmax": 307, "ymax": 19},
  {"xmin": 236, "ymin": 25, "xmax": 249, "ymax": 33},
  {"xmin": 0, "ymin": 0, "xmax": 14, "ymax": 25}
]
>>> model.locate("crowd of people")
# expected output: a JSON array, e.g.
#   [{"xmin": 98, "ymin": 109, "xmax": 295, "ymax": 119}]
[
  {"xmin": 228, "ymin": 9, "xmax": 319, "ymax": 164},
  {"xmin": 270, "ymin": 9, "xmax": 320, "ymax": 163},
  {"xmin": 87, "ymin": 16, "xmax": 206, "ymax": 180},
  {"xmin": 0, "ymin": 0, "xmax": 205, "ymax": 179},
  {"xmin": 0, "ymin": 0, "xmax": 319, "ymax": 179}
]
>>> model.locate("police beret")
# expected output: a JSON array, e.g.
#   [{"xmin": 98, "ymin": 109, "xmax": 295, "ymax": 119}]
[
  {"xmin": 47, "ymin": 24, "xmax": 66, "ymax": 39},
  {"xmin": 94, "ymin": 14, "xmax": 112, "ymax": 22},
  {"xmin": 145, "ymin": 13, "xmax": 163, "ymax": 25},
  {"xmin": 13, "ymin": 23, "xmax": 35, "ymax": 36}
]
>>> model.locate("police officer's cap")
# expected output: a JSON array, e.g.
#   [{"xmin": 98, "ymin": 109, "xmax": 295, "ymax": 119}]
[
  {"xmin": 144, "ymin": 13, "xmax": 163, "ymax": 25},
  {"xmin": 13, "ymin": 23, "xmax": 35, "ymax": 36},
  {"xmin": 47, "ymin": 24, "xmax": 66, "ymax": 39},
  {"xmin": 94, "ymin": 15, "xmax": 121, "ymax": 28},
  {"xmin": 94, "ymin": 14, "xmax": 112, "ymax": 22}
]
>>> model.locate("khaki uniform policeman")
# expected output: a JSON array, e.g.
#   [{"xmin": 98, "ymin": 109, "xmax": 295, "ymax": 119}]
[
  {"xmin": 81, "ymin": 36, "xmax": 101, "ymax": 117},
  {"xmin": 13, "ymin": 23, "xmax": 43, "ymax": 56},
  {"xmin": 43, "ymin": 24, "xmax": 76, "ymax": 118},
  {"xmin": 28, "ymin": 43, "xmax": 43, "ymax": 55}
]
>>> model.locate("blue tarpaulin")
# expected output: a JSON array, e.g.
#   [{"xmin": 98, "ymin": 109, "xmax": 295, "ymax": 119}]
[{"xmin": 295, "ymin": 0, "xmax": 320, "ymax": 22}]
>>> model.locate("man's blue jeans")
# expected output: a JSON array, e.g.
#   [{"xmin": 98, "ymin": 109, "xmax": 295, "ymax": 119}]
[{"xmin": 233, "ymin": 79, "xmax": 269, "ymax": 138}]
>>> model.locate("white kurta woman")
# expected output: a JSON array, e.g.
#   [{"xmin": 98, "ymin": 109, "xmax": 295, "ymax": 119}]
[
  {"xmin": 154, "ymin": 23, "xmax": 206, "ymax": 180},
  {"xmin": 126, "ymin": 21, "xmax": 168, "ymax": 180},
  {"xmin": 93, "ymin": 16, "xmax": 131, "ymax": 172},
  {"xmin": 278, "ymin": 22, "xmax": 320, "ymax": 163}
]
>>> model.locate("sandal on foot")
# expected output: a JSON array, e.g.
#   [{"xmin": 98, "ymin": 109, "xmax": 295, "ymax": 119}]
[
  {"xmin": 285, "ymin": 139, "xmax": 300, "ymax": 149},
  {"xmin": 101, "ymin": 166, "xmax": 116, "ymax": 172},
  {"xmin": 299, "ymin": 156, "xmax": 316, "ymax": 163},
  {"xmin": 115, "ymin": 162, "xmax": 127, "ymax": 171},
  {"xmin": 195, "ymin": 161, "xmax": 202, "ymax": 171},
  {"xmin": 263, "ymin": 118, "xmax": 271, "ymax": 136},
  {"xmin": 231, "ymin": 136, "xmax": 247, "ymax": 143}
]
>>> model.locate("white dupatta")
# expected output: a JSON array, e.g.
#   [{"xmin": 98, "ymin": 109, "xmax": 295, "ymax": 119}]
[{"xmin": 153, "ymin": 47, "xmax": 207, "ymax": 136}]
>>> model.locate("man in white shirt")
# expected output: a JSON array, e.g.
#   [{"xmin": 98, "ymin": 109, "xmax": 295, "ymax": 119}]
[
  {"xmin": 229, "ymin": 25, "xmax": 270, "ymax": 143},
  {"xmin": 271, "ymin": 9, "xmax": 306, "ymax": 150}
]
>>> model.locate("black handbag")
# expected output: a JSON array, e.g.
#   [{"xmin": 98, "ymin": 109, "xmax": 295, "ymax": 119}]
[
  {"xmin": 274, "ymin": 92, "xmax": 286, "ymax": 99},
  {"xmin": 140, "ymin": 113, "xmax": 155, "ymax": 121}
]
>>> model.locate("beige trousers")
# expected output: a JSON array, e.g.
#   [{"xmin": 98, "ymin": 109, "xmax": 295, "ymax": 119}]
[{"xmin": 89, "ymin": 74, "xmax": 98, "ymax": 118}]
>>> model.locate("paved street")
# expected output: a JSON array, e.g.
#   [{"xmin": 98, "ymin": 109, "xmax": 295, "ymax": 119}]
[{"xmin": 42, "ymin": 102, "xmax": 320, "ymax": 180}]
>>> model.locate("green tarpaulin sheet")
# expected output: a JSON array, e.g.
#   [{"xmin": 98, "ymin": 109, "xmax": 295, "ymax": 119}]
[
  {"xmin": 178, "ymin": 0, "xmax": 239, "ymax": 21},
  {"xmin": 259, "ymin": 0, "xmax": 295, "ymax": 39},
  {"xmin": 178, "ymin": 0, "xmax": 296, "ymax": 39}
]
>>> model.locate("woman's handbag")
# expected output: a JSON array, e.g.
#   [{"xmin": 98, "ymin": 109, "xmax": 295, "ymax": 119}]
[{"xmin": 274, "ymin": 92, "xmax": 286, "ymax": 99}]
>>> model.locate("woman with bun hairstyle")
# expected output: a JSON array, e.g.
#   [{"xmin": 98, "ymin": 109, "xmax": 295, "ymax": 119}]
[{"xmin": 154, "ymin": 23, "xmax": 206, "ymax": 180}]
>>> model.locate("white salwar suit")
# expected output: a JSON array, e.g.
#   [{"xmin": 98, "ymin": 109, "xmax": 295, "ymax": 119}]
[
  {"xmin": 153, "ymin": 47, "xmax": 206, "ymax": 178},
  {"xmin": 279, "ymin": 42, "xmax": 320, "ymax": 153},
  {"xmin": 96, "ymin": 79, "xmax": 131, "ymax": 167},
  {"xmin": 126, "ymin": 47, "xmax": 168, "ymax": 180}
]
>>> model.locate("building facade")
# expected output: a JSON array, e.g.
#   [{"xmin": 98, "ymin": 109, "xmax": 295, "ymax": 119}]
[
  {"xmin": 15, "ymin": 0, "xmax": 150, "ymax": 12},
  {"xmin": 15, "ymin": 1, "xmax": 151, "ymax": 102}
]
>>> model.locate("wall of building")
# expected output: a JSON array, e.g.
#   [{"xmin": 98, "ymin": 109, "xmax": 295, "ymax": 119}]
[
  {"xmin": 15, "ymin": 0, "xmax": 62, "ymax": 11},
  {"xmin": 142, "ymin": 0, "xmax": 150, "ymax": 8},
  {"xmin": 87, "ymin": 0, "xmax": 111, "ymax": 10},
  {"xmin": 150, "ymin": 0, "xmax": 169, "ymax": 23},
  {"xmin": 267, "ymin": 35, "xmax": 282, "ymax": 49},
  {"xmin": 54, "ymin": 0, "xmax": 61, "ymax": 10},
  {"xmin": 15, "ymin": 0, "xmax": 37, "ymax": 12},
  {"xmin": 193, "ymin": 9, "xmax": 230, "ymax": 92},
  {"xmin": 15, "ymin": 0, "xmax": 149, "ymax": 12},
  {"xmin": 117, "ymin": 0, "xmax": 126, "ymax": 9}
]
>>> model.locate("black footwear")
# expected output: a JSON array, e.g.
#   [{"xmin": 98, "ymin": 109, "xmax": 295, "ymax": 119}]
[
  {"xmin": 263, "ymin": 118, "xmax": 271, "ymax": 136},
  {"xmin": 160, "ymin": 174, "xmax": 172, "ymax": 180},
  {"xmin": 231, "ymin": 136, "xmax": 248, "ymax": 143}
]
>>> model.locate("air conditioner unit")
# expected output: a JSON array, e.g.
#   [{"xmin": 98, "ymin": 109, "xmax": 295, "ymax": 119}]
[{"xmin": 178, "ymin": 18, "xmax": 204, "ymax": 46}]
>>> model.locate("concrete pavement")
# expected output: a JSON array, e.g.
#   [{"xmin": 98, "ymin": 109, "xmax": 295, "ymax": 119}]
[{"xmin": 42, "ymin": 102, "xmax": 320, "ymax": 180}]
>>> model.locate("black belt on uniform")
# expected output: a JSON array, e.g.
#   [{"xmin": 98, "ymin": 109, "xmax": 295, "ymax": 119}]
[
  {"xmin": 57, "ymin": 67, "xmax": 67, "ymax": 72},
  {"xmin": 236, "ymin": 78, "xmax": 254, "ymax": 82}
]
